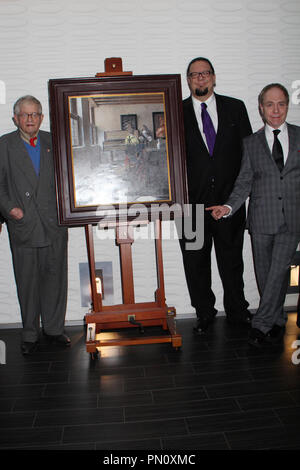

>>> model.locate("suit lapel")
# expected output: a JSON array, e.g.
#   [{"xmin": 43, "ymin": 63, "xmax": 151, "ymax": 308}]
[
  {"xmin": 213, "ymin": 94, "xmax": 245, "ymax": 157},
  {"xmin": 213, "ymin": 94, "xmax": 228, "ymax": 157},
  {"xmin": 36, "ymin": 132, "xmax": 51, "ymax": 199},
  {"xmin": 186, "ymin": 97, "xmax": 210, "ymax": 156},
  {"xmin": 282, "ymin": 124, "xmax": 297, "ymax": 174},
  {"xmin": 257, "ymin": 127, "xmax": 273, "ymax": 162},
  {"xmin": 12, "ymin": 132, "xmax": 39, "ymax": 190}
]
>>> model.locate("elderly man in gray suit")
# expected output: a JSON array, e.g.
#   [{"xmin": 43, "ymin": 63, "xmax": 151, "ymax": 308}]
[
  {"xmin": 207, "ymin": 83, "xmax": 300, "ymax": 347},
  {"xmin": 0, "ymin": 95, "xmax": 69, "ymax": 355}
]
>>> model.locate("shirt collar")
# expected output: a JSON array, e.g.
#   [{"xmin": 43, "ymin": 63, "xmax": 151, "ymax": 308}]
[
  {"xmin": 192, "ymin": 93, "xmax": 216, "ymax": 110},
  {"xmin": 19, "ymin": 128, "xmax": 39, "ymax": 145},
  {"xmin": 265, "ymin": 122, "xmax": 287, "ymax": 136}
]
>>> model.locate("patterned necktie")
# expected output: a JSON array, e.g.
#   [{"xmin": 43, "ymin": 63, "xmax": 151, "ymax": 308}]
[
  {"xmin": 272, "ymin": 129, "xmax": 284, "ymax": 172},
  {"xmin": 201, "ymin": 102, "xmax": 216, "ymax": 156}
]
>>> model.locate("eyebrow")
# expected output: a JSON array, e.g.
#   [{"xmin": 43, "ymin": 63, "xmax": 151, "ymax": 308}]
[{"xmin": 264, "ymin": 100, "xmax": 287, "ymax": 105}]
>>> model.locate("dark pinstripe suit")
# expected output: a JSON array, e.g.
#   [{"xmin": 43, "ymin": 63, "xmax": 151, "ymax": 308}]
[{"xmin": 227, "ymin": 123, "xmax": 300, "ymax": 332}]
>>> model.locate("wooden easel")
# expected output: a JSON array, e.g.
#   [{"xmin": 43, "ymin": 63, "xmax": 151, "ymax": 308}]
[{"xmin": 84, "ymin": 59, "xmax": 182, "ymax": 357}]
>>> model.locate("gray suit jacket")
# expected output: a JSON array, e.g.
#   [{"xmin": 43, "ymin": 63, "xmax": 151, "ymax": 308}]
[
  {"xmin": 227, "ymin": 123, "xmax": 300, "ymax": 234},
  {"xmin": 0, "ymin": 130, "xmax": 67, "ymax": 246}
]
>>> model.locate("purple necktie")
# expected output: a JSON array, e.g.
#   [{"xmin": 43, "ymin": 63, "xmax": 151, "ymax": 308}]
[{"xmin": 201, "ymin": 102, "xmax": 216, "ymax": 156}]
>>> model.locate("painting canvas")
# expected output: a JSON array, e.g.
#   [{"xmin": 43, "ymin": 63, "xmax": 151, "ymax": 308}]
[
  {"xmin": 69, "ymin": 93, "xmax": 170, "ymax": 207},
  {"xmin": 48, "ymin": 74, "xmax": 187, "ymax": 225}
]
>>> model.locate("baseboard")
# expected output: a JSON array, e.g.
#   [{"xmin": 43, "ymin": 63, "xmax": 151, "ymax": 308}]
[{"xmin": 0, "ymin": 308, "xmax": 297, "ymax": 329}]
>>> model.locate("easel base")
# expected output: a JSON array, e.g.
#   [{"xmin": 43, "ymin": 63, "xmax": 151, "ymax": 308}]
[{"xmin": 85, "ymin": 309, "xmax": 182, "ymax": 357}]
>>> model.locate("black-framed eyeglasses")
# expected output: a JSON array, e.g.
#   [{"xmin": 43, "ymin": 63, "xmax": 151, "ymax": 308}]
[{"xmin": 188, "ymin": 71, "xmax": 213, "ymax": 79}]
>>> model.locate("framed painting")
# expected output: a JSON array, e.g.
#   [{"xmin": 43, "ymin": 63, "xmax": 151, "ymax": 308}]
[{"xmin": 48, "ymin": 74, "xmax": 187, "ymax": 226}]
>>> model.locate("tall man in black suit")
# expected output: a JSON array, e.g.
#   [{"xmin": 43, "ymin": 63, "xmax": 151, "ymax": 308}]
[
  {"xmin": 180, "ymin": 57, "xmax": 252, "ymax": 333},
  {"xmin": 0, "ymin": 95, "xmax": 70, "ymax": 355}
]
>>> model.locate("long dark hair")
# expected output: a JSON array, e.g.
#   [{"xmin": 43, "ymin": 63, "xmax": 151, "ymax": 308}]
[{"xmin": 186, "ymin": 57, "xmax": 215, "ymax": 76}]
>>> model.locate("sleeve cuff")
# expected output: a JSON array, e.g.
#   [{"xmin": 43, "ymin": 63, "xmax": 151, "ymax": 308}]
[{"xmin": 223, "ymin": 205, "xmax": 232, "ymax": 218}]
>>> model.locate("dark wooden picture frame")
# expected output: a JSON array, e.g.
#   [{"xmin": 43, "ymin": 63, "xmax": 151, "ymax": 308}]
[{"xmin": 48, "ymin": 74, "xmax": 187, "ymax": 226}]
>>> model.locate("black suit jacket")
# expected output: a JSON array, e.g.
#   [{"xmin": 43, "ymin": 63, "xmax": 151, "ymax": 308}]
[{"xmin": 183, "ymin": 93, "xmax": 252, "ymax": 212}]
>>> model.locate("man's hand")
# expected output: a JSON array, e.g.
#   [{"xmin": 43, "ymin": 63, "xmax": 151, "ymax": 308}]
[
  {"xmin": 206, "ymin": 205, "xmax": 230, "ymax": 220},
  {"xmin": 9, "ymin": 207, "xmax": 24, "ymax": 220}
]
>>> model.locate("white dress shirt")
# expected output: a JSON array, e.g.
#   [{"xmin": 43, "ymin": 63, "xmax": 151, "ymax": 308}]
[
  {"xmin": 192, "ymin": 93, "xmax": 218, "ymax": 152},
  {"xmin": 265, "ymin": 122, "xmax": 289, "ymax": 163}
]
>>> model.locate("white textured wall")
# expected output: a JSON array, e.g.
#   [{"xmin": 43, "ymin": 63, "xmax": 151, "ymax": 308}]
[{"xmin": 0, "ymin": 0, "xmax": 299, "ymax": 324}]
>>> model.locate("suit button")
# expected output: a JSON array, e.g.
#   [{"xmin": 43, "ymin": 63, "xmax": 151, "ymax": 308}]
[
  {"xmin": 25, "ymin": 192, "xmax": 30, "ymax": 197},
  {"xmin": 278, "ymin": 197, "xmax": 282, "ymax": 200}
]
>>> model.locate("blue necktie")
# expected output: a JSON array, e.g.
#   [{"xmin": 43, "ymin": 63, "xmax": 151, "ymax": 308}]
[{"xmin": 201, "ymin": 102, "xmax": 216, "ymax": 156}]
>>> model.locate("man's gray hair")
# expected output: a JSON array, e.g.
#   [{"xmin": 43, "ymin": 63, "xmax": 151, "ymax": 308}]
[{"xmin": 13, "ymin": 95, "xmax": 42, "ymax": 115}]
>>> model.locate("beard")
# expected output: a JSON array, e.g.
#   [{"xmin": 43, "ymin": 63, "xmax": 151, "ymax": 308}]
[{"xmin": 195, "ymin": 87, "xmax": 209, "ymax": 97}]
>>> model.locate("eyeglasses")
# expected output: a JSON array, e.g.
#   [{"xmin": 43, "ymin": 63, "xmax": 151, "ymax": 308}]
[
  {"xmin": 18, "ymin": 112, "xmax": 42, "ymax": 119},
  {"xmin": 188, "ymin": 71, "xmax": 213, "ymax": 79}
]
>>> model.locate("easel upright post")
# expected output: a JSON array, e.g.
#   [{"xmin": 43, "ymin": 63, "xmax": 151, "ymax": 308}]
[{"xmin": 116, "ymin": 224, "xmax": 135, "ymax": 305}]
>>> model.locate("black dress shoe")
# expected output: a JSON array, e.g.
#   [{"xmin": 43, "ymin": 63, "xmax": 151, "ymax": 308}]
[
  {"xmin": 265, "ymin": 325, "xmax": 285, "ymax": 344},
  {"xmin": 248, "ymin": 328, "xmax": 266, "ymax": 348},
  {"xmin": 226, "ymin": 316, "xmax": 251, "ymax": 326},
  {"xmin": 21, "ymin": 341, "xmax": 38, "ymax": 355},
  {"xmin": 193, "ymin": 316, "xmax": 214, "ymax": 334},
  {"xmin": 43, "ymin": 332, "xmax": 71, "ymax": 346},
  {"xmin": 226, "ymin": 310, "xmax": 252, "ymax": 326},
  {"xmin": 245, "ymin": 310, "xmax": 254, "ymax": 323}
]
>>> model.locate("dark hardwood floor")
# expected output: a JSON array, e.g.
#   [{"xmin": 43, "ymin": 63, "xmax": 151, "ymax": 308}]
[{"xmin": 0, "ymin": 314, "xmax": 300, "ymax": 451}]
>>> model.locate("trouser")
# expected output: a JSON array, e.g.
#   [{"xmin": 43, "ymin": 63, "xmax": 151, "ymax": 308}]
[
  {"xmin": 250, "ymin": 228, "xmax": 300, "ymax": 334},
  {"xmin": 10, "ymin": 234, "xmax": 68, "ymax": 342},
  {"xmin": 179, "ymin": 209, "xmax": 249, "ymax": 320}
]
